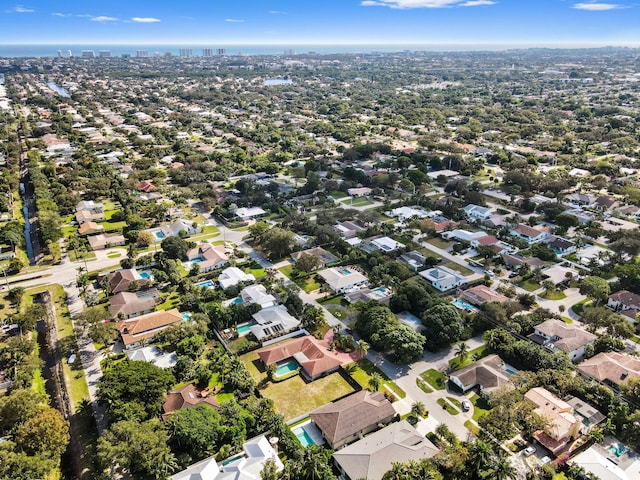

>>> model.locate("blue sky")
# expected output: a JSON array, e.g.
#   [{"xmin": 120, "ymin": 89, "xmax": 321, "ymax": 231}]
[{"xmin": 1, "ymin": 1, "xmax": 639, "ymax": 46}]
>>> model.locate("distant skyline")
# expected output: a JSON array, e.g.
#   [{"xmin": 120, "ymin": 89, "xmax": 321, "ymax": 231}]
[{"xmin": 1, "ymin": 1, "xmax": 639, "ymax": 47}]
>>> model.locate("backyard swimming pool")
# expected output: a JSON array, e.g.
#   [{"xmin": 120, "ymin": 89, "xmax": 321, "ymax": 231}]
[
  {"xmin": 138, "ymin": 271, "xmax": 152, "ymax": 280},
  {"xmin": 608, "ymin": 442, "xmax": 627, "ymax": 458},
  {"xmin": 275, "ymin": 360, "xmax": 300, "ymax": 377},
  {"xmin": 181, "ymin": 312, "xmax": 192, "ymax": 321},
  {"xmin": 504, "ymin": 367, "xmax": 518, "ymax": 375},
  {"xmin": 195, "ymin": 280, "xmax": 215, "ymax": 288},
  {"xmin": 451, "ymin": 299, "xmax": 479, "ymax": 313},
  {"xmin": 154, "ymin": 231, "xmax": 166, "ymax": 240},
  {"xmin": 292, "ymin": 426, "xmax": 316, "ymax": 447},
  {"xmin": 237, "ymin": 320, "xmax": 257, "ymax": 335}
]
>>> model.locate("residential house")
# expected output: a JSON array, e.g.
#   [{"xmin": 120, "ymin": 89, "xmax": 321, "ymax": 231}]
[
  {"xmin": 345, "ymin": 286, "xmax": 392, "ymax": 305},
  {"xmin": 162, "ymin": 384, "xmax": 219, "ymax": 420},
  {"xmin": 545, "ymin": 236, "xmax": 577, "ymax": 255},
  {"xmin": 564, "ymin": 193, "xmax": 596, "ymax": 208},
  {"xmin": 448, "ymin": 354, "xmax": 511, "ymax": 393},
  {"xmin": 525, "ymin": 387, "xmax": 581, "ymax": 456},
  {"xmin": 108, "ymin": 269, "xmax": 150, "ymax": 294},
  {"xmin": 150, "ymin": 219, "xmax": 202, "ymax": 241},
  {"xmin": 240, "ymin": 284, "xmax": 276, "ymax": 309},
  {"xmin": 576, "ymin": 245, "xmax": 609, "ymax": 266},
  {"xmin": 332, "ymin": 420, "xmax": 439, "ymax": 480},
  {"xmin": 419, "ymin": 265, "xmax": 467, "ymax": 292},
  {"xmin": 529, "ymin": 319, "xmax": 596, "ymax": 361},
  {"xmin": 441, "ymin": 229, "xmax": 486, "ymax": 244},
  {"xmin": 78, "ymin": 221, "xmax": 104, "ymax": 236},
  {"xmin": 369, "ymin": 236, "xmax": 406, "ymax": 253},
  {"xmin": 75, "ymin": 209, "xmax": 105, "ymax": 224},
  {"xmin": 463, "ymin": 204, "xmax": 493, "ymax": 222},
  {"xmin": 109, "ymin": 289, "xmax": 161, "ymax": 319},
  {"xmin": 250, "ymin": 305, "xmax": 301, "ymax": 342},
  {"xmin": 126, "ymin": 345, "xmax": 177, "ymax": 369},
  {"xmin": 290, "ymin": 246, "xmax": 338, "ymax": 268},
  {"xmin": 388, "ymin": 206, "xmax": 429, "ymax": 222},
  {"xmin": 542, "ymin": 264, "xmax": 579, "ymax": 285},
  {"xmin": 570, "ymin": 443, "xmax": 640, "ymax": 480},
  {"xmin": 578, "ymin": 351, "xmax": 640, "ymax": 388},
  {"xmin": 334, "ymin": 220, "xmax": 366, "ymax": 239},
  {"xmin": 170, "ymin": 435, "xmax": 283, "ymax": 480},
  {"xmin": 470, "ymin": 235, "xmax": 500, "ymax": 249},
  {"xmin": 347, "ymin": 187, "xmax": 372, "ymax": 197},
  {"xmin": 501, "ymin": 253, "xmax": 545, "ymax": 270},
  {"xmin": 400, "ymin": 250, "xmax": 427, "ymax": 271},
  {"xmin": 87, "ymin": 233, "xmax": 125, "ymax": 251},
  {"xmin": 608, "ymin": 290, "xmax": 640, "ymax": 323},
  {"xmin": 318, "ymin": 266, "xmax": 369, "ymax": 294},
  {"xmin": 258, "ymin": 336, "xmax": 342, "ymax": 381},
  {"xmin": 186, "ymin": 243, "xmax": 229, "ymax": 272},
  {"xmin": 115, "ymin": 308, "xmax": 183, "ymax": 349},
  {"xmin": 136, "ymin": 180, "xmax": 155, "ymax": 193},
  {"xmin": 76, "ymin": 200, "xmax": 104, "ymax": 214},
  {"xmin": 460, "ymin": 285, "xmax": 509, "ymax": 306},
  {"xmin": 593, "ymin": 196, "xmax": 618, "ymax": 211},
  {"xmin": 510, "ymin": 224, "xmax": 550, "ymax": 244},
  {"xmin": 310, "ymin": 390, "xmax": 396, "ymax": 449},
  {"xmin": 564, "ymin": 208, "xmax": 596, "ymax": 225},
  {"xmin": 235, "ymin": 206, "xmax": 266, "ymax": 221},
  {"xmin": 218, "ymin": 267, "xmax": 256, "ymax": 290}
]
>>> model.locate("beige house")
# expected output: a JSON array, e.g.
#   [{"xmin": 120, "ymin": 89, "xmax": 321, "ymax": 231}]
[
  {"xmin": 578, "ymin": 351, "xmax": 640, "ymax": 388},
  {"xmin": 115, "ymin": 308, "xmax": 183, "ymax": 349},
  {"xmin": 529, "ymin": 319, "xmax": 596, "ymax": 361},
  {"xmin": 448, "ymin": 354, "xmax": 511, "ymax": 393}
]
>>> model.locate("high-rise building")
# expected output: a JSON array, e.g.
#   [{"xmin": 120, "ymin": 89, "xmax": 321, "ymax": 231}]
[
  {"xmin": 67, "ymin": 50, "xmax": 73, "ymax": 58},
  {"xmin": 164, "ymin": 52, "xmax": 172, "ymax": 58},
  {"xmin": 98, "ymin": 50, "xmax": 111, "ymax": 58},
  {"xmin": 216, "ymin": 48, "xmax": 226, "ymax": 56},
  {"xmin": 56, "ymin": 50, "xmax": 62, "ymax": 58},
  {"xmin": 81, "ymin": 50, "xmax": 95, "ymax": 58},
  {"xmin": 179, "ymin": 48, "xmax": 193, "ymax": 58},
  {"xmin": 136, "ymin": 50, "xmax": 148, "ymax": 58},
  {"xmin": 202, "ymin": 48, "xmax": 213, "ymax": 57},
  {"xmin": 283, "ymin": 49, "xmax": 296, "ymax": 56}
]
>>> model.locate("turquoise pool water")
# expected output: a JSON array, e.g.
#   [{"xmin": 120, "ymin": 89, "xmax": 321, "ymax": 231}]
[
  {"xmin": 181, "ymin": 312, "xmax": 192, "ymax": 321},
  {"xmin": 138, "ymin": 271, "xmax": 152, "ymax": 279},
  {"xmin": 231, "ymin": 297, "xmax": 243, "ymax": 305},
  {"xmin": 340, "ymin": 268, "xmax": 351, "ymax": 275},
  {"xmin": 237, "ymin": 320, "xmax": 257, "ymax": 334},
  {"xmin": 608, "ymin": 443, "xmax": 627, "ymax": 458},
  {"xmin": 292, "ymin": 426, "xmax": 316, "ymax": 447},
  {"xmin": 276, "ymin": 360, "xmax": 300, "ymax": 377},
  {"xmin": 196, "ymin": 280, "xmax": 214, "ymax": 288},
  {"xmin": 221, "ymin": 453, "xmax": 245, "ymax": 466},
  {"xmin": 192, "ymin": 258, "xmax": 203, "ymax": 263},
  {"xmin": 504, "ymin": 367, "xmax": 518, "ymax": 375},
  {"xmin": 452, "ymin": 299, "xmax": 479, "ymax": 313},
  {"xmin": 154, "ymin": 231, "xmax": 166, "ymax": 239}
]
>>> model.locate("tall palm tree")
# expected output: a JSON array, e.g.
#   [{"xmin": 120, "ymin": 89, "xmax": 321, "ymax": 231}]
[
  {"xmin": 411, "ymin": 401, "xmax": 426, "ymax": 418},
  {"xmin": 356, "ymin": 339, "xmax": 369, "ymax": 358},
  {"xmin": 368, "ymin": 372, "xmax": 383, "ymax": 392},
  {"xmin": 455, "ymin": 341, "xmax": 469, "ymax": 364},
  {"xmin": 467, "ymin": 440, "xmax": 494, "ymax": 473},
  {"xmin": 487, "ymin": 456, "xmax": 517, "ymax": 480}
]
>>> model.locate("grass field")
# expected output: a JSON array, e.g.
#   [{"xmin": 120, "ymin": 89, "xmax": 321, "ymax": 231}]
[
  {"xmin": 420, "ymin": 369, "xmax": 447, "ymax": 390},
  {"xmin": 349, "ymin": 358, "xmax": 406, "ymax": 399},
  {"xmin": 470, "ymin": 393, "xmax": 491, "ymax": 421},
  {"xmin": 540, "ymin": 290, "xmax": 567, "ymax": 300},
  {"xmin": 437, "ymin": 398, "xmax": 459, "ymax": 415},
  {"xmin": 278, "ymin": 265, "xmax": 322, "ymax": 293},
  {"xmin": 448, "ymin": 345, "xmax": 487, "ymax": 370},
  {"xmin": 427, "ymin": 237, "xmax": 453, "ymax": 250},
  {"xmin": 519, "ymin": 280, "xmax": 541, "ymax": 292},
  {"xmin": 443, "ymin": 261, "xmax": 474, "ymax": 276}
]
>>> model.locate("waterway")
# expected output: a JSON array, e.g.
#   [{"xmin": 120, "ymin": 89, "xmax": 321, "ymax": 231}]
[{"xmin": 45, "ymin": 81, "xmax": 71, "ymax": 98}]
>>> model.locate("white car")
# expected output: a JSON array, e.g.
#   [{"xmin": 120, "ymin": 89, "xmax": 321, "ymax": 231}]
[
  {"xmin": 461, "ymin": 400, "xmax": 471, "ymax": 412},
  {"xmin": 538, "ymin": 456, "xmax": 551, "ymax": 467},
  {"xmin": 524, "ymin": 446, "xmax": 536, "ymax": 456}
]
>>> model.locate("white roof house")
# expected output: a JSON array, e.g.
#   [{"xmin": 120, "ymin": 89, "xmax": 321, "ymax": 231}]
[
  {"xmin": 318, "ymin": 266, "xmax": 369, "ymax": 294},
  {"xmin": 170, "ymin": 435, "xmax": 283, "ymax": 480},
  {"xmin": 126, "ymin": 346, "xmax": 177, "ymax": 369},
  {"xmin": 441, "ymin": 229, "xmax": 486, "ymax": 243},
  {"xmin": 370, "ymin": 236, "xmax": 406, "ymax": 253},
  {"xmin": 235, "ymin": 207, "xmax": 266, "ymax": 220},
  {"xmin": 463, "ymin": 204, "xmax": 492, "ymax": 221},
  {"xmin": 419, "ymin": 266, "xmax": 467, "ymax": 292},
  {"xmin": 218, "ymin": 267, "xmax": 256, "ymax": 290},
  {"xmin": 388, "ymin": 206, "xmax": 429, "ymax": 222},
  {"xmin": 240, "ymin": 284, "xmax": 276, "ymax": 309},
  {"xmin": 251, "ymin": 305, "xmax": 301, "ymax": 341},
  {"xmin": 571, "ymin": 444, "xmax": 640, "ymax": 480}
]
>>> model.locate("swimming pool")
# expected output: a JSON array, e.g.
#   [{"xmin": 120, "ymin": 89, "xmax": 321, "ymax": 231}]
[
  {"xmin": 181, "ymin": 312, "xmax": 192, "ymax": 321},
  {"xmin": 504, "ymin": 367, "xmax": 518, "ymax": 375},
  {"xmin": 231, "ymin": 297, "xmax": 243, "ymax": 305},
  {"xmin": 237, "ymin": 320, "xmax": 258, "ymax": 335},
  {"xmin": 292, "ymin": 426, "xmax": 316, "ymax": 447},
  {"xmin": 192, "ymin": 258, "xmax": 203, "ymax": 263},
  {"xmin": 451, "ymin": 299, "xmax": 479, "ymax": 313},
  {"xmin": 221, "ymin": 453, "xmax": 245, "ymax": 467},
  {"xmin": 195, "ymin": 280, "xmax": 215, "ymax": 288},
  {"xmin": 608, "ymin": 443, "xmax": 627, "ymax": 458},
  {"xmin": 138, "ymin": 271, "xmax": 152, "ymax": 280},
  {"xmin": 340, "ymin": 268, "xmax": 352, "ymax": 275},
  {"xmin": 275, "ymin": 360, "xmax": 300, "ymax": 377},
  {"xmin": 154, "ymin": 231, "xmax": 166, "ymax": 240}
]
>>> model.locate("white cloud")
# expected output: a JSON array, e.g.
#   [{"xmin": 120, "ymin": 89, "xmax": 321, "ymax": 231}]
[
  {"xmin": 53, "ymin": 13, "xmax": 92, "ymax": 18},
  {"xmin": 572, "ymin": 2, "xmax": 623, "ymax": 10},
  {"xmin": 91, "ymin": 16, "xmax": 118, "ymax": 22},
  {"xmin": 131, "ymin": 17, "xmax": 161, "ymax": 23},
  {"xmin": 225, "ymin": 18, "xmax": 245, "ymax": 23},
  {"xmin": 9, "ymin": 5, "xmax": 34, "ymax": 13},
  {"xmin": 270, "ymin": 10, "xmax": 287, "ymax": 14},
  {"xmin": 361, "ymin": 0, "xmax": 494, "ymax": 7}
]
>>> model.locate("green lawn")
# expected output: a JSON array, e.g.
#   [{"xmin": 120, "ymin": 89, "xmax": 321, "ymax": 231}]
[
  {"xmin": 157, "ymin": 291, "xmax": 181, "ymax": 311},
  {"xmin": 448, "ymin": 345, "xmax": 488, "ymax": 370},
  {"xmin": 100, "ymin": 220, "xmax": 127, "ymax": 232},
  {"xmin": 437, "ymin": 398, "xmax": 459, "ymax": 415},
  {"xmin": 572, "ymin": 299, "xmax": 592, "ymax": 316},
  {"xmin": 447, "ymin": 397, "xmax": 462, "ymax": 410},
  {"xmin": 470, "ymin": 393, "xmax": 491, "ymax": 421},
  {"xmin": 319, "ymin": 295, "xmax": 345, "ymax": 306},
  {"xmin": 345, "ymin": 197, "xmax": 373, "ymax": 207},
  {"xmin": 328, "ymin": 190, "xmax": 348, "ymax": 200},
  {"xmin": 427, "ymin": 237, "xmax": 452, "ymax": 250},
  {"xmin": 68, "ymin": 249, "xmax": 97, "ymax": 263},
  {"xmin": 279, "ymin": 267, "xmax": 322, "ymax": 293},
  {"xmin": 416, "ymin": 378, "xmax": 433, "ymax": 393},
  {"xmin": 519, "ymin": 280, "xmax": 541, "ymax": 292},
  {"xmin": 561, "ymin": 316, "xmax": 574, "ymax": 324},
  {"xmin": 328, "ymin": 307, "xmax": 346, "ymax": 319},
  {"xmin": 106, "ymin": 251, "xmax": 122, "ymax": 259},
  {"xmin": 245, "ymin": 267, "xmax": 266, "ymax": 278},
  {"xmin": 443, "ymin": 261, "xmax": 474, "ymax": 276},
  {"xmin": 419, "ymin": 369, "xmax": 447, "ymax": 390},
  {"xmin": 540, "ymin": 290, "xmax": 567, "ymax": 300},
  {"xmin": 347, "ymin": 358, "xmax": 406, "ymax": 399},
  {"xmin": 278, "ymin": 264, "xmax": 294, "ymax": 278}
]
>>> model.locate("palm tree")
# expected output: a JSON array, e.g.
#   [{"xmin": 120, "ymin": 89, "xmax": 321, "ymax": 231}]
[
  {"xmin": 368, "ymin": 372, "xmax": 383, "ymax": 392},
  {"xmin": 487, "ymin": 456, "xmax": 517, "ymax": 480},
  {"xmin": 455, "ymin": 341, "xmax": 469, "ymax": 365},
  {"xmin": 411, "ymin": 401, "xmax": 426, "ymax": 418},
  {"xmin": 355, "ymin": 339, "xmax": 369, "ymax": 358},
  {"xmin": 343, "ymin": 363, "xmax": 358, "ymax": 375},
  {"xmin": 467, "ymin": 439, "xmax": 494, "ymax": 472}
]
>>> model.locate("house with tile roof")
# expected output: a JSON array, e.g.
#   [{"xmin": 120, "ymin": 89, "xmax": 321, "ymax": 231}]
[
  {"xmin": 250, "ymin": 305, "xmax": 300, "ymax": 342},
  {"xmin": 460, "ymin": 285, "xmax": 509, "ymax": 306},
  {"xmin": 310, "ymin": 390, "xmax": 396, "ymax": 449},
  {"xmin": 78, "ymin": 221, "xmax": 104, "ymax": 236},
  {"xmin": 578, "ymin": 351, "xmax": 640, "ymax": 389},
  {"xmin": 332, "ymin": 420, "xmax": 439, "ymax": 480},
  {"xmin": 608, "ymin": 290, "xmax": 640, "ymax": 323},
  {"xmin": 87, "ymin": 233, "xmax": 125, "ymax": 251},
  {"xmin": 419, "ymin": 265, "xmax": 467, "ymax": 292},
  {"xmin": 448, "ymin": 354, "xmax": 511, "ymax": 393},
  {"xmin": 108, "ymin": 269, "xmax": 150, "ymax": 294},
  {"xmin": 162, "ymin": 384, "xmax": 219, "ymax": 420},
  {"xmin": 510, "ymin": 224, "xmax": 550, "ymax": 244},
  {"xmin": 115, "ymin": 308, "xmax": 183, "ymax": 349},
  {"xmin": 218, "ymin": 267, "xmax": 256, "ymax": 290},
  {"xmin": 186, "ymin": 243, "xmax": 229, "ymax": 272},
  {"xmin": 258, "ymin": 335, "xmax": 341, "ymax": 381},
  {"xmin": 529, "ymin": 319, "xmax": 596, "ymax": 361},
  {"xmin": 290, "ymin": 246, "xmax": 338, "ymax": 268}
]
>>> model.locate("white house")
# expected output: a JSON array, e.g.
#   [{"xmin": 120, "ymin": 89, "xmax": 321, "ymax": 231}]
[
  {"xmin": 235, "ymin": 206, "xmax": 266, "ymax": 221},
  {"xmin": 441, "ymin": 229, "xmax": 486, "ymax": 243},
  {"xmin": 419, "ymin": 265, "xmax": 467, "ymax": 292},
  {"xmin": 347, "ymin": 187, "xmax": 372, "ymax": 197},
  {"xmin": 240, "ymin": 284, "xmax": 277, "ymax": 309},
  {"xmin": 370, "ymin": 236, "xmax": 406, "ymax": 253},
  {"xmin": 318, "ymin": 266, "xmax": 369, "ymax": 294},
  {"xmin": 530, "ymin": 319, "xmax": 596, "ymax": 361},
  {"xmin": 463, "ymin": 204, "xmax": 493, "ymax": 222},
  {"xmin": 218, "ymin": 267, "xmax": 256, "ymax": 290},
  {"xmin": 250, "ymin": 305, "xmax": 301, "ymax": 342},
  {"xmin": 388, "ymin": 206, "xmax": 428, "ymax": 222},
  {"xmin": 186, "ymin": 243, "xmax": 229, "ymax": 272},
  {"xmin": 510, "ymin": 224, "xmax": 549, "ymax": 244}
]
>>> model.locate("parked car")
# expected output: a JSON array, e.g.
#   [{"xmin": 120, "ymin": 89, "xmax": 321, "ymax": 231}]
[
  {"xmin": 461, "ymin": 400, "xmax": 471, "ymax": 412},
  {"xmin": 483, "ymin": 269, "xmax": 495, "ymax": 276},
  {"xmin": 538, "ymin": 456, "xmax": 551, "ymax": 467},
  {"xmin": 524, "ymin": 446, "xmax": 536, "ymax": 456}
]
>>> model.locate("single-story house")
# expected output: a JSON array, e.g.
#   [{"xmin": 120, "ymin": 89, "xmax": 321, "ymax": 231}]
[
  {"xmin": 463, "ymin": 204, "xmax": 493, "ymax": 222},
  {"xmin": 235, "ymin": 206, "xmax": 266, "ymax": 221},
  {"xmin": 545, "ymin": 236, "xmax": 576, "ymax": 254},
  {"xmin": 318, "ymin": 266, "xmax": 369, "ymax": 294},
  {"xmin": 162, "ymin": 384, "xmax": 219, "ymax": 420},
  {"xmin": 218, "ymin": 267, "xmax": 256, "ymax": 290},
  {"xmin": 542, "ymin": 264, "xmax": 579, "ymax": 285},
  {"xmin": 76, "ymin": 200, "xmax": 104, "ymax": 214},
  {"xmin": 290, "ymin": 247, "xmax": 338, "ymax": 268},
  {"xmin": 441, "ymin": 229, "xmax": 486, "ymax": 244},
  {"xmin": 419, "ymin": 265, "xmax": 467, "ymax": 292},
  {"xmin": 564, "ymin": 193, "xmax": 595, "ymax": 207},
  {"xmin": 150, "ymin": 219, "xmax": 202, "ymax": 240},
  {"xmin": 258, "ymin": 335, "xmax": 342, "ymax": 381},
  {"xmin": 109, "ymin": 289, "xmax": 161, "ymax": 319},
  {"xmin": 448, "ymin": 354, "xmax": 511, "ymax": 393},
  {"xmin": 170, "ymin": 435, "xmax": 283, "ymax": 480},
  {"xmin": 310, "ymin": 390, "xmax": 396, "ymax": 449},
  {"xmin": 399, "ymin": 250, "xmax": 427, "ymax": 271},
  {"xmin": 388, "ymin": 206, "xmax": 429, "ymax": 222},
  {"xmin": 369, "ymin": 236, "xmax": 406, "ymax": 253},
  {"xmin": 593, "ymin": 196, "xmax": 618, "ymax": 211},
  {"xmin": 525, "ymin": 387, "xmax": 581, "ymax": 456},
  {"xmin": 576, "ymin": 245, "xmax": 609, "ymax": 266},
  {"xmin": 115, "ymin": 308, "xmax": 183, "ymax": 349},
  {"xmin": 460, "ymin": 285, "xmax": 509, "ymax": 306},
  {"xmin": 87, "ymin": 234, "xmax": 125, "ymax": 251},
  {"xmin": 345, "ymin": 286, "xmax": 392, "ymax": 305},
  {"xmin": 529, "ymin": 319, "xmax": 596, "ymax": 361},
  {"xmin": 347, "ymin": 187, "xmax": 372, "ymax": 197},
  {"xmin": 333, "ymin": 220, "xmax": 366, "ymax": 239},
  {"xmin": 570, "ymin": 443, "xmax": 640, "ymax": 480},
  {"xmin": 78, "ymin": 221, "xmax": 104, "ymax": 236},
  {"xmin": 578, "ymin": 351, "xmax": 640, "ymax": 389},
  {"xmin": 563, "ymin": 208, "xmax": 596, "ymax": 225},
  {"xmin": 250, "ymin": 305, "xmax": 301, "ymax": 342},
  {"xmin": 240, "ymin": 284, "xmax": 276, "ymax": 309},
  {"xmin": 108, "ymin": 269, "xmax": 150, "ymax": 294},
  {"xmin": 136, "ymin": 180, "xmax": 155, "ymax": 193},
  {"xmin": 126, "ymin": 345, "xmax": 177, "ymax": 369},
  {"xmin": 332, "ymin": 420, "xmax": 439, "ymax": 480},
  {"xmin": 470, "ymin": 235, "xmax": 500, "ymax": 249},
  {"xmin": 75, "ymin": 209, "xmax": 105, "ymax": 224},
  {"xmin": 186, "ymin": 243, "xmax": 229, "ymax": 272},
  {"xmin": 501, "ymin": 253, "xmax": 545, "ymax": 269},
  {"xmin": 510, "ymin": 224, "xmax": 550, "ymax": 244}
]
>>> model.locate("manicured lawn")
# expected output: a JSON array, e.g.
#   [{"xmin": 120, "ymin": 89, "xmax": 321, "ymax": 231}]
[
  {"xmin": 157, "ymin": 291, "xmax": 181, "ymax": 311},
  {"xmin": 319, "ymin": 295, "xmax": 345, "ymax": 306},
  {"xmin": 561, "ymin": 316, "xmax": 574, "ymax": 324},
  {"xmin": 68, "ymin": 249, "xmax": 97, "ymax": 263},
  {"xmin": 447, "ymin": 397, "xmax": 462, "ymax": 410},
  {"xmin": 278, "ymin": 264, "xmax": 294, "ymax": 278},
  {"xmin": 448, "ymin": 345, "xmax": 487, "ymax": 370},
  {"xmin": 470, "ymin": 393, "xmax": 491, "ymax": 421},
  {"xmin": 100, "ymin": 220, "xmax": 127, "ymax": 232},
  {"xmin": 519, "ymin": 280, "xmax": 541, "ymax": 292},
  {"xmin": 437, "ymin": 398, "xmax": 459, "ymax": 415},
  {"xmin": 572, "ymin": 299, "xmax": 592, "ymax": 316},
  {"xmin": 420, "ymin": 369, "xmax": 447, "ymax": 390},
  {"xmin": 427, "ymin": 237, "xmax": 452, "ymax": 250},
  {"xmin": 345, "ymin": 197, "xmax": 373, "ymax": 207},
  {"xmin": 443, "ymin": 261, "xmax": 473, "ymax": 276},
  {"xmin": 328, "ymin": 307, "xmax": 346, "ymax": 319},
  {"xmin": 104, "ymin": 209, "xmax": 121, "ymax": 221},
  {"xmin": 540, "ymin": 290, "xmax": 567, "ymax": 300},
  {"xmin": 416, "ymin": 378, "xmax": 433, "ymax": 393},
  {"xmin": 328, "ymin": 190, "xmax": 348, "ymax": 200},
  {"xmin": 245, "ymin": 267, "xmax": 266, "ymax": 278},
  {"xmin": 347, "ymin": 358, "xmax": 406, "ymax": 399}
]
